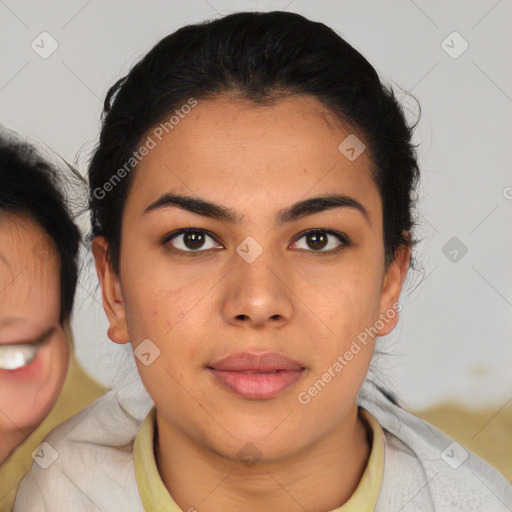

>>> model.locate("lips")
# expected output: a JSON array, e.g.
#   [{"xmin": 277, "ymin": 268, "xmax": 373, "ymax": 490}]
[
  {"xmin": 209, "ymin": 351, "xmax": 304, "ymax": 372},
  {"xmin": 207, "ymin": 352, "xmax": 306, "ymax": 399}
]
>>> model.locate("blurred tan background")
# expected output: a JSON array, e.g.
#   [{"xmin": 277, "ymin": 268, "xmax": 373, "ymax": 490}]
[{"xmin": 417, "ymin": 403, "xmax": 512, "ymax": 482}]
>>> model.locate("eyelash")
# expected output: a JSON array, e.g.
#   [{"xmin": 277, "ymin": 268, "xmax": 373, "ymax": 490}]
[{"xmin": 161, "ymin": 228, "xmax": 351, "ymax": 257}]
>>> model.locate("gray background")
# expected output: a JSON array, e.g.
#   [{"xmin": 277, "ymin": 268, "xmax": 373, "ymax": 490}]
[{"xmin": 1, "ymin": 0, "xmax": 511, "ymax": 411}]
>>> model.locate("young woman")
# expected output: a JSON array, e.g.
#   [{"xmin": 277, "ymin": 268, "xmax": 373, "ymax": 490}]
[
  {"xmin": 14, "ymin": 11, "xmax": 512, "ymax": 511},
  {"xmin": 0, "ymin": 132, "xmax": 107, "ymax": 511}
]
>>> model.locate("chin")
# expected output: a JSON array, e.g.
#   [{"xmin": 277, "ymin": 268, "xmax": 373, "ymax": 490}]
[{"xmin": 200, "ymin": 423, "xmax": 310, "ymax": 466}]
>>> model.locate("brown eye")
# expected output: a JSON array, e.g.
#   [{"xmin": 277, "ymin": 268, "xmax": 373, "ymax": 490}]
[
  {"xmin": 182, "ymin": 231, "xmax": 206, "ymax": 250},
  {"xmin": 292, "ymin": 229, "xmax": 350, "ymax": 255},
  {"xmin": 305, "ymin": 232, "xmax": 328, "ymax": 250},
  {"xmin": 163, "ymin": 229, "xmax": 221, "ymax": 253}
]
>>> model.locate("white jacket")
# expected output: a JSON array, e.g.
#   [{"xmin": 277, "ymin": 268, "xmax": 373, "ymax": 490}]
[{"xmin": 13, "ymin": 378, "xmax": 512, "ymax": 511}]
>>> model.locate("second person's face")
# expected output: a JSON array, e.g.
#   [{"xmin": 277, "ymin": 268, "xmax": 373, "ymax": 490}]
[{"xmin": 0, "ymin": 214, "xmax": 69, "ymax": 461}]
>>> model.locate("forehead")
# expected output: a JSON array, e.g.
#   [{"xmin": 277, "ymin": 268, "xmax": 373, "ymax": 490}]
[
  {"xmin": 0, "ymin": 214, "xmax": 60, "ymax": 321},
  {"xmin": 127, "ymin": 95, "xmax": 381, "ymax": 224}
]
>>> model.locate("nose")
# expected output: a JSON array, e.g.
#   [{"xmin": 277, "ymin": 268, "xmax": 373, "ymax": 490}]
[{"xmin": 221, "ymin": 248, "xmax": 294, "ymax": 330}]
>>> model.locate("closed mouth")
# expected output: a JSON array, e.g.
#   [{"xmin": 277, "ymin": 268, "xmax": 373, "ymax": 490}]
[{"xmin": 208, "ymin": 351, "xmax": 305, "ymax": 372}]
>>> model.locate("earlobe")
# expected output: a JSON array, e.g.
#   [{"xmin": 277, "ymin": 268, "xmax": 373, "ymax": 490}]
[
  {"xmin": 376, "ymin": 241, "xmax": 411, "ymax": 337},
  {"xmin": 91, "ymin": 236, "xmax": 130, "ymax": 345}
]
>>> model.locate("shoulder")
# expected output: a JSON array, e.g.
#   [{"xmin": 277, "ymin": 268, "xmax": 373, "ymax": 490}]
[
  {"xmin": 378, "ymin": 427, "xmax": 512, "ymax": 511},
  {"xmin": 359, "ymin": 381, "xmax": 512, "ymax": 511},
  {"xmin": 13, "ymin": 388, "xmax": 153, "ymax": 512}
]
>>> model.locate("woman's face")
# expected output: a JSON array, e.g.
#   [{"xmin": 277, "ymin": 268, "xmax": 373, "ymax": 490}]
[
  {"xmin": 94, "ymin": 95, "xmax": 409, "ymax": 462},
  {"xmin": 0, "ymin": 214, "xmax": 69, "ymax": 456}
]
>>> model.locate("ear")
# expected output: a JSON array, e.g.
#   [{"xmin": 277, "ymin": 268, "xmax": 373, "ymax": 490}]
[
  {"xmin": 91, "ymin": 236, "xmax": 130, "ymax": 345},
  {"xmin": 375, "ymin": 237, "xmax": 411, "ymax": 337}
]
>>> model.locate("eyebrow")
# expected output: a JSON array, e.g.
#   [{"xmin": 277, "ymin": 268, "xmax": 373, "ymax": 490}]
[{"xmin": 144, "ymin": 193, "xmax": 370, "ymax": 226}]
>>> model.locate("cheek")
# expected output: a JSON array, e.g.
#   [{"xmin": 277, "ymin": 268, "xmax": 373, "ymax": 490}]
[
  {"xmin": 31, "ymin": 333, "xmax": 70, "ymax": 413},
  {"xmin": 123, "ymin": 277, "xmax": 188, "ymax": 342},
  {"xmin": 306, "ymin": 266, "xmax": 383, "ymax": 353},
  {"xmin": 124, "ymin": 280, "xmax": 201, "ymax": 392},
  {"xmin": 122, "ymin": 251, "xmax": 214, "ymax": 345},
  {"xmin": 0, "ymin": 333, "xmax": 69, "ymax": 430}
]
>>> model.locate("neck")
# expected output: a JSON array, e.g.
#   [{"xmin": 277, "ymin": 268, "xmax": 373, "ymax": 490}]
[{"xmin": 155, "ymin": 406, "xmax": 371, "ymax": 512}]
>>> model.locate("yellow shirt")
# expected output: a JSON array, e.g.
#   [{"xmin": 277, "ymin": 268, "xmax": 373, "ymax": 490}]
[
  {"xmin": 0, "ymin": 325, "xmax": 108, "ymax": 512},
  {"xmin": 134, "ymin": 407, "xmax": 384, "ymax": 511}
]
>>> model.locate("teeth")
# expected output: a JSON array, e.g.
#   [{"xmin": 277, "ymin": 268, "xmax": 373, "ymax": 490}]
[{"xmin": 0, "ymin": 344, "xmax": 40, "ymax": 370}]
